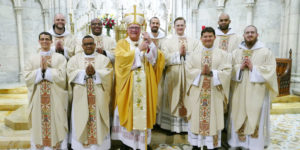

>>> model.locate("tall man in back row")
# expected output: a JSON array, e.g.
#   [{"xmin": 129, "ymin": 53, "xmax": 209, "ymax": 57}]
[
  {"xmin": 228, "ymin": 25, "xmax": 278, "ymax": 150},
  {"xmin": 214, "ymin": 13, "xmax": 242, "ymax": 53},
  {"xmin": 49, "ymin": 13, "xmax": 80, "ymax": 59},
  {"xmin": 112, "ymin": 5, "xmax": 165, "ymax": 150}
]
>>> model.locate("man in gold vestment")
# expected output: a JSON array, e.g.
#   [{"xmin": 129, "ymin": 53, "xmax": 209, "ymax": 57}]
[{"xmin": 111, "ymin": 5, "xmax": 165, "ymax": 150}]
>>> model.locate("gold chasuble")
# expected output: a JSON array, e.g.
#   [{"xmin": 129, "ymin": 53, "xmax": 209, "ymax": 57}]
[{"xmin": 114, "ymin": 39, "xmax": 165, "ymax": 131}]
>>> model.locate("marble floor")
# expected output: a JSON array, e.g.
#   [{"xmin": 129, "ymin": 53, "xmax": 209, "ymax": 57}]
[
  {"xmin": 0, "ymin": 85, "xmax": 299, "ymax": 149},
  {"xmin": 149, "ymin": 114, "xmax": 300, "ymax": 150}
]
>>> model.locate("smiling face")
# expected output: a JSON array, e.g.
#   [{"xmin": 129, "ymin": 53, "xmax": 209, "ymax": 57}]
[
  {"xmin": 201, "ymin": 32, "xmax": 216, "ymax": 48},
  {"xmin": 39, "ymin": 34, "xmax": 53, "ymax": 51},
  {"xmin": 174, "ymin": 19, "xmax": 186, "ymax": 36},
  {"xmin": 127, "ymin": 24, "xmax": 141, "ymax": 41},
  {"xmin": 218, "ymin": 14, "xmax": 231, "ymax": 31},
  {"xmin": 54, "ymin": 14, "xmax": 66, "ymax": 30},
  {"xmin": 82, "ymin": 37, "xmax": 96, "ymax": 55},
  {"xmin": 91, "ymin": 18, "xmax": 103, "ymax": 36}
]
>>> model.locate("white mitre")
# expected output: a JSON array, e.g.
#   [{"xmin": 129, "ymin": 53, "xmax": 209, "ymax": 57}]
[{"xmin": 123, "ymin": 5, "xmax": 145, "ymax": 26}]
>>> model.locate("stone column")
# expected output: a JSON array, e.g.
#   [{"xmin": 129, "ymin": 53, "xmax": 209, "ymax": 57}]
[
  {"xmin": 246, "ymin": 1, "xmax": 255, "ymax": 25},
  {"xmin": 192, "ymin": 9, "xmax": 198, "ymax": 38},
  {"xmin": 290, "ymin": 0, "xmax": 300, "ymax": 90},
  {"xmin": 216, "ymin": 0, "xmax": 225, "ymax": 16},
  {"xmin": 14, "ymin": 6, "xmax": 24, "ymax": 82},
  {"xmin": 42, "ymin": 9, "xmax": 50, "ymax": 31}
]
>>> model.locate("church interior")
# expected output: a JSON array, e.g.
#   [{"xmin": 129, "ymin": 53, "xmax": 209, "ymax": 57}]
[{"xmin": 0, "ymin": 0, "xmax": 300, "ymax": 149}]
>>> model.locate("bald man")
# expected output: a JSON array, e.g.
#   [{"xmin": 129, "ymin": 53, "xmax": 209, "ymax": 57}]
[
  {"xmin": 214, "ymin": 13, "xmax": 242, "ymax": 53},
  {"xmin": 48, "ymin": 13, "xmax": 80, "ymax": 59}
]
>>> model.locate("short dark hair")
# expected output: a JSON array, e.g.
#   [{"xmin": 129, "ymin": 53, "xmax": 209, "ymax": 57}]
[
  {"xmin": 201, "ymin": 27, "xmax": 215, "ymax": 36},
  {"xmin": 174, "ymin": 17, "xmax": 186, "ymax": 25},
  {"xmin": 39, "ymin": 32, "xmax": 52, "ymax": 40},
  {"xmin": 149, "ymin": 17, "xmax": 159, "ymax": 24},
  {"xmin": 244, "ymin": 25, "xmax": 258, "ymax": 33},
  {"xmin": 82, "ymin": 35, "xmax": 94, "ymax": 42}
]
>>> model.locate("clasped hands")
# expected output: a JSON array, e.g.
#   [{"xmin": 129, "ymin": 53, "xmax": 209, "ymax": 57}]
[
  {"xmin": 240, "ymin": 57, "xmax": 253, "ymax": 71},
  {"xmin": 86, "ymin": 64, "xmax": 95, "ymax": 77},
  {"xmin": 201, "ymin": 64, "xmax": 212, "ymax": 76},
  {"xmin": 55, "ymin": 41, "xmax": 64, "ymax": 54}
]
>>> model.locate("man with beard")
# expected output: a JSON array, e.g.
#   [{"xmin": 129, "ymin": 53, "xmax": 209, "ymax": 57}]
[
  {"xmin": 24, "ymin": 32, "xmax": 68, "ymax": 149},
  {"xmin": 147, "ymin": 17, "xmax": 166, "ymax": 128},
  {"xmin": 228, "ymin": 25, "xmax": 278, "ymax": 150},
  {"xmin": 67, "ymin": 35, "xmax": 113, "ymax": 150},
  {"xmin": 111, "ymin": 5, "xmax": 165, "ymax": 150},
  {"xmin": 77, "ymin": 18, "xmax": 116, "ymax": 63},
  {"xmin": 185, "ymin": 27, "xmax": 232, "ymax": 150},
  {"xmin": 159, "ymin": 17, "xmax": 201, "ymax": 134},
  {"xmin": 148, "ymin": 17, "xmax": 165, "ymax": 49},
  {"xmin": 214, "ymin": 13, "xmax": 242, "ymax": 53},
  {"xmin": 48, "ymin": 13, "xmax": 80, "ymax": 59}
]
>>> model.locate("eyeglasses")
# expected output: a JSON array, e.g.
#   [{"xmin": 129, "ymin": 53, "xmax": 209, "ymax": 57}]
[
  {"xmin": 128, "ymin": 26, "xmax": 141, "ymax": 30},
  {"xmin": 91, "ymin": 23, "xmax": 102, "ymax": 26},
  {"xmin": 83, "ymin": 42, "xmax": 95, "ymax": 46},
  {"xmin": 39, "ymin": 38, "xmax": 51, "ymax": 41}
]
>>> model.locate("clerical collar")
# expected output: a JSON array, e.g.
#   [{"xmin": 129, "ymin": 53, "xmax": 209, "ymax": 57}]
[
  {"xmin": 239, "ymin": 41, "xmax": 265, "ymax": 50},
  {"xmin": 148, "ymin": 31, "xmax": 165, "ymax": 39},
  {"xmin": 215, "ymin": 28, "xmax": 235, "ymax": 36},
  {"xmin": 175, "ymin": 34, "xmax": 186, "ymax": 38},
  {"xmin": 40, "ymin": 50, "xmax": 52, "ymax": 56},
  {"xmin": 84, "ymin": 52, "xmax": 96, "ymax": 58},
  {"xmin": 48, "ymin": 26, "xmax": 70, "ymax": 37},
  {"xmin": 203, "ymin": 46, "xmax": 214, "ymax": 51},
  {"xmin": 126, "ymin": 37, "xmax": 141, "ymax": 47}
]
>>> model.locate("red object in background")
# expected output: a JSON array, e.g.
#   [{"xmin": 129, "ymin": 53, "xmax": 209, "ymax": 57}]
[{"xmin": 202, "ymin": 26, "xmax": 206, "ymax": 30}]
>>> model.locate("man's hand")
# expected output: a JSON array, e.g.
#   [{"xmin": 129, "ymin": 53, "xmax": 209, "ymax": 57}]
[
  {"xmin": 41, "ymin": 56, "xmax": 48, "ymax": 73},
  {"xmin": 96, "ymin": 47, "xmax": 103, "ymax": 54},
  {"xmin": 55, "ymin": 41, "xmax": 64, "ymax": 54},
  {"xmin": 142, "ymin": 32, "xmax": 152, "ymax": 44},
  {"xmin": 138, "ymin": 41, "xmax": 149, "ymax": 51},
  {"xmin": 180, "ymin": 44, "xmax": 186, "ymax": 57},
  {"xmin": 245, "ymin": 58, "xmax": 253, "ymax": 71},
  {"xmin": 201, "ymin": 64, "xmax": 210, "ymax": 75},
  {"xmin": 86, "ymin": 64, "xmax": 95, "ymax": 76}
]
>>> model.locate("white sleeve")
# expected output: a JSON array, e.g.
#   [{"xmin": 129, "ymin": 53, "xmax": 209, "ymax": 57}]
[
  {"xmin": 63, "ymin": 47, "xmax": 70, "ymax": 59},
  {"xmin": 212, "ymin": 69, "xmax": 221, "ymax": 86},
  {"xmin": 250, "ymin": 66, "xmax": 265, "ymax": 83},
  {"xmin": 232, "ymin": 68, "xmax": 243, "ymax": 82},
  {"xmin": 72, "ymin": 70, "xmax": 86, "ymax": 85},
  {"xmin": 93, "ymin": 72, "xmax": 102, "ymax": 84},
  {"xmin": 131, "ymin": 48, "xmax": 142, "ymax": 70},
  {"xmin": 144, "ymin": 42, "xmax": 157, "ymax": 66},
  {"xmin": 44, "ymin": 68, "xmax": 53, "ymax": 82},
  {"xmin": 35, "ymin": 68, "xmax": 43, "ymax": 84},
  {"xmin": 105, "ymin": 50, "xmax": 115, "ymax": 63},
  {"xmin": 168, "ymin": 52, "xmax": 181, "ymax": 65},
  {"xmin": 192, "ymin": 73, "xmax": 201, "ymax": 86}
]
